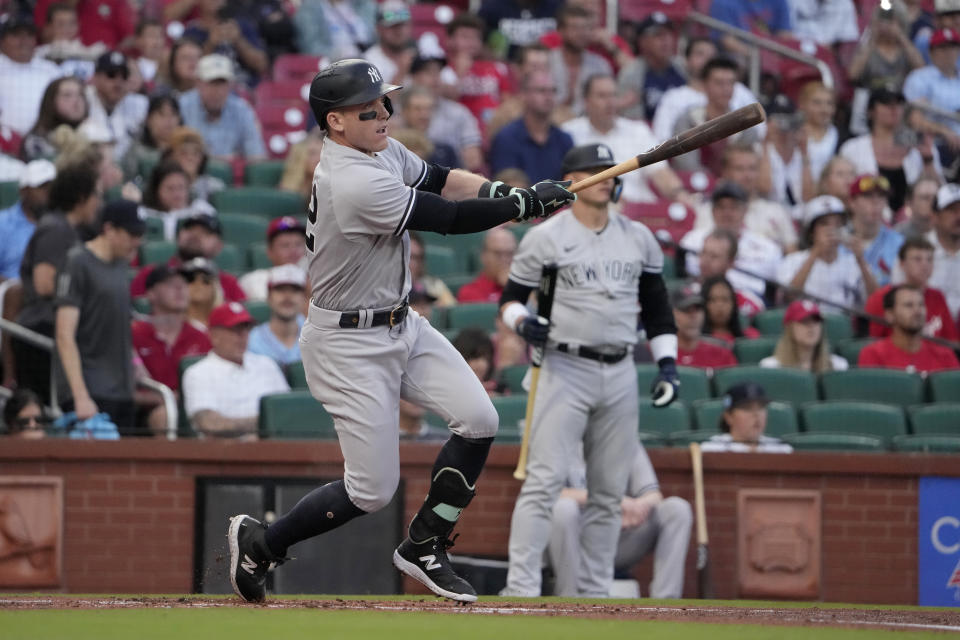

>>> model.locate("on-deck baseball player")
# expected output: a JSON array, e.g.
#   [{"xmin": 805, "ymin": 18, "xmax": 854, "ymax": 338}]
[
  {"xmin": 499, "ymin": 143, "xmax": 679, "ymax": 597},
  {"xmin": 227, "ymin": 59, "xmax": 576, "ymax": 603}
]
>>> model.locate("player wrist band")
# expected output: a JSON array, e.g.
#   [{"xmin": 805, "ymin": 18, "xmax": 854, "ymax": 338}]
[
  {"xmin": 649, "ymin": 334, "xmax": 678, "ymax": 363},
  {"xmin": 501, "ymin": 302, "xmax": 529, "ymax": 330}
]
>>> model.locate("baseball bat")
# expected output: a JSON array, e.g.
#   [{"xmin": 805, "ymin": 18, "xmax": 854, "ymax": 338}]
[
  {"xmin": 689, "ymin": 442, "xmax": 713, "ymax": 598},
  {"xmin": 513, "ymin": 263, "xmax": 559, "ymax": 481},
  {"xmin": 568, "ymin": 103, "xmax": 766, "ymax": 194}
]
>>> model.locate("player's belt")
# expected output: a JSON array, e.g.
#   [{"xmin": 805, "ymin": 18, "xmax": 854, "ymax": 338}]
[
  {"xmin": 555, "ymin": 343, "xmax": 629, "ymax": 364},
  {"xmin": 335, "ymin": 299, "xmax": 409, "ymax": 328}
]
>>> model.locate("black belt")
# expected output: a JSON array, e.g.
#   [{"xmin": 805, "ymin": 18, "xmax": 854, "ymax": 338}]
[
  {"xmin": 334, "ymin": 300, "xmax": 409, "ymax": 328},
  {"xmin": 556, "ymin": 343, "xmax": 629, "ymax": 364}
]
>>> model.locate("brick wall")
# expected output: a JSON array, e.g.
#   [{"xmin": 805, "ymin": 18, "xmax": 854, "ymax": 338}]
[{"xmin": 1, "ymin": 440, "xmax": 954, "ymax": 603}]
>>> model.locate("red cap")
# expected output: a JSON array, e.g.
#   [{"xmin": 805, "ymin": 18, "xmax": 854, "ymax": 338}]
[
  {"xmin": 783, "ymin": 300, "xmax": 823, "ymax": 325},
  {"xmin": 267, "ymin": 216, "xmax": 306, "ymax": 241},
  {"xmin": 930, "ymin": 27, "xmax": 960, "ymax": 49},
  {"xmin": 208, "ymin": 302, "xmax": 254, "ymax": 328},
  {"xmin": 849, "ymin": 174, "xmax": 891, "ymax": 198}
]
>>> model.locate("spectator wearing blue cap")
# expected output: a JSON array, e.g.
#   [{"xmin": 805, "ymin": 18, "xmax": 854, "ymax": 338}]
[{"xmin": 700, "ymin": 382, "xmax": 793, "ymax": 453}]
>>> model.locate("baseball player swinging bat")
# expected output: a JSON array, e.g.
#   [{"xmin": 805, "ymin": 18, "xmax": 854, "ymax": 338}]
[
  {"xmin": 513, "ymin": 262, "xmax": 559, "ymax": 481},
  {"xmin": 689, "ymin": 442, "xmax": 713, "ymax": 598}
]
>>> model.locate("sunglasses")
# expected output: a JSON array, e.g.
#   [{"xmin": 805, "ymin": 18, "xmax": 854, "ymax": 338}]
[
  {"xmin": 184, "ymin": 272, "xmax": 215, "ymax": 284},
  {"xmin": 13, "ymin": 415, "xmax": 50, "ymax": 430},
  {"xmin": 379, "ymin": 9, "xmax": 410, "ymax": 23},
  {"xmin": 856, "ymin": 175, "xmax": 891, "ymax": 194},
  {"xmin": 104, "ymin": 69, "xmax": 129, "ymax": 80}
]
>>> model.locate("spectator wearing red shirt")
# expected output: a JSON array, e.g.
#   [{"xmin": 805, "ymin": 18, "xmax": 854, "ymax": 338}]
[
  {"xmin": 34, "ymin": 0, "xmax": 135, "ymax": 49},
  {"xmin": 865, "ymin": 236, "xmax": 958, "ymax": 340},
  {"xmin": 859, "ymin": 285, "xmax": 960, "ymax": 373},
  {"xmin": 457, "ymin": 227, "xmax": 516, "ymax": 303},
  {"xmin": 131, "ymin": 213, "xmax": 246, "ymax": 302},
  {"xmin": 671, "ymin": 288, "xmax": 737, "ymax": 369},
  {"xmin": 440, "ymin": 13, "xmax": 511, "ymax": 130}
]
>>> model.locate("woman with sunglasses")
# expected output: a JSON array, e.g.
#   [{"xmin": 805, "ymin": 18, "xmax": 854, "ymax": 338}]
[
  {"xmin": 3, "ymin": 389, "xmax": 47, "ymax": 439},
  {"xmin": 182, "ymin": 257, "xmax": 223, "ymax": 328}
]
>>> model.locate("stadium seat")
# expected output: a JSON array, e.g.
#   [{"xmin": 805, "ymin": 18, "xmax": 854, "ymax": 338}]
[
  {"xmin": 178, "ymin": 354, "xmax": 206, "ymax": 437},
  {"xmin": 286, "ymin": 361, "xmax": 308, "ymax": 390},
  {"xmin": 638, "ymin": 399, "xmax": 691, "ymax": 438},
  {"xmin": 928, "ymin": 370, "xmax": 960, "ymax": 402},
  {"xmin": 674, "ymin": 168, "xmax": 716, "ymax": 195},
  {"xmin": 800, "ymin": 401, "xmax": 907, "ymax": 440},
  {"xmin": 213, "ymin": 243, "xmax": 244, "ymax": 273},
  {"xmin": 823, "ymin": 314, "xmax": 854, "ymax": 343},
  {"xmin": 272, "ymin": 53, "xmax": 326, "ymax": 83},
  {"xmin": 733, "ymin": 336, "xmax": 777, "ymax": 365},
  {"xmin": 447, "ymin": 303, "xmax": 499, "ymax": 332},
  {"xmin": 244, "ymin": 160, "xmax": 286, "ymax": 187},
  {"xmin": 713, "ymin": 366, "xmax": 818, "ymax": 404},
  {"xmin": 206, "ymin": 159, "xmax": 234, "ymax": 186},
  {"xmin": 636, "ymin": 365, "xmax": 711, "ymax": 402},
  {"xmin": 907, "ymin": 403, "xmax": 960, "ymax": 435},
  {"xmin": 259, "ymin": 391, "xmax": 336, "ymax": 439},
  {"xmin": 248, "ymin": 243, "xmax": 272, "ymax": 270},
  {"xmin": 140, "ymin": 240, "xmax": 176, "ymax": 265},
  {"xmin": 410, "ymin": 3, "xmax": 456, "ymax": 42},
  {"xmin": 256, "ymin": 103, "xmax": 311, "ymax": 158},
  {"xmin": 132, "ymin": 297, "xmax": 151, "ymax": 315},
  {"xmin": 819, "ymin": 369, "xmax": 924, "ymax": 406},
  {"xmin": 425, "ymin": 245, "xmax": 459, "ymax": 277},
  {"xmin": 508, "ymin": 223, "xmax": 533, "ymax": 244},
  {"xmin": 692, "ymin": 399, "xmax": 798, "ymax": 437},
  {"xmin": 144, "ymin": 216, "xmax": 165, "ymax": 241},
  {"xmin": 443, "ymin": 274, "xmax": 478, "ymax": 298},
  {"xmin": 211, "ymin": 187, "xmax": 306, "ymax": 218},
  {"xmin": 492, "ymin": 394, "xmax": 527, "ymax": 443},
  {"xmin": 781, "ymin": 432, "xmax": 887, "ymax": 452},
  {"xmin": 244, "ymin": 300, "xmax": 271, "ymax": 324},
  {"xmin": 669, "ymin": 430, "xmax": 719, "ymax": 446},
  {"xmin": 834, "ymin": 338, "xmax": 875, "ymax": 366},
  {"xmin": 0, "ymin": 181, "xmax": 19, "ymax": 208},
  {"xmin": 752, "ymin": 309, "xmax": 785, "ymax": 335},
  {"xmin": 620, "ymin": 200, "xmax": 695, "ymax": 245},
  {"xmin": 753, "ymin": 309, "xmax": 853, "ymax": 344},
  {"xmin": 891, "ymin": 434, "xmax": 960, "ymax": 453},
  {"xmin": 497, "ymin": 364, "xmax": 528, "ymax": 394},
  {"xmin": 219, "ymin": 212, "xmax": 269, "ymax": 248},
  {"xmin": 424, "ymin": 233, "xmax": 482, "ymax": 272},
  {"xmin": 254, "ymin": 80, "xmax": 311, "ymax": 107}
]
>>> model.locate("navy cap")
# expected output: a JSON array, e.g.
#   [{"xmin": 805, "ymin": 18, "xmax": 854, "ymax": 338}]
[
  {"xmin": 0, "ymin": 13, "xmax": 36, "ymax": 37},
  {"xmin": 95, "ymin": 50, "xmax": 130, "ymax": 76},
  {"xmin": 562, "ymin": 143, "xmax": 617, "ymax": 175},
  {"xmin": 723, "ymin": 382, "xmax": 769, "ymax": 409},
  {"xmin": 711, "ymin": 180, "xmax": 749, "ymax": 204},
  {"xmin": 144, "ymin": 264, "xmax": 186, "ymax": 290},
  {"xmin": 637, "ymin": 11, "xmax": 673, "ymax": 35},
  {"xmin": 179, "ymin": 213, "xmax": 222, "ymax": 235},
  {"xmin": 101, "ymin": 200, "xmax": 146, "ymax": 236}
]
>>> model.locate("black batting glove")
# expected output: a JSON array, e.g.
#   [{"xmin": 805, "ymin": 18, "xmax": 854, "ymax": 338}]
[
  {"xmin": 509, "ymin": 180, "xmax": 577, "ymax": 222},
  {"xmin": 478, "ymin": 180, "xmax": 511, "ymax": 199},
  {"xmin": 516, "ymin": 315, "xmax": 550, "ymax": 348},
  {"xmin": 650, "ymin": 357, "xmax": 680, "ymax": 408}
]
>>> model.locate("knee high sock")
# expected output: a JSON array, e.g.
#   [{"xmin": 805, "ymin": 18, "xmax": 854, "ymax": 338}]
[{"xmin": 264, "ymin": 479, "xmax": 365, "ymax": 558}]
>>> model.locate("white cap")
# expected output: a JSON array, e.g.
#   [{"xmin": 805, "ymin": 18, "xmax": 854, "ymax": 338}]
[
  {"xmin": 803, "ymin": 195, "xmax": 846, "ymax": 229},
  {"xmin": 267, "ymin": 264, "xmax": 307, "ymax": 289},
  {"xmin": 197, "ymin": 54, "xmax": 235, "ymax": 82},
  {"xmin": 18, "ymin": 159, "xmax": 56, "ymax": 188},
  {"xmin": 936, "ymin": 183, "xmax": 960, "ymax": 211}
]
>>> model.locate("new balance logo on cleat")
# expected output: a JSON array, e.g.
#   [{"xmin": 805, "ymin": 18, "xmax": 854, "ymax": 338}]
[
  {"xmin": 241, "ymin": 555, "xmax": 258, "ymax": 574},
  {"xmin": 227, "ymin": 514, "xmax": 286, "ymax": 603},
  {"xmin": 419, "ymin": 555, "xmax": 441, "ymax": 570},
  {"xmin": 393, "ymin": 536, "xmax": 477, "ymax": 603}
]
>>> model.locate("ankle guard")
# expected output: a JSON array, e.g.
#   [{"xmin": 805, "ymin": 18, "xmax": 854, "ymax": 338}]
[{"xmin": 409, "ymin": 467, "xmax": 476, "ymax": 542}]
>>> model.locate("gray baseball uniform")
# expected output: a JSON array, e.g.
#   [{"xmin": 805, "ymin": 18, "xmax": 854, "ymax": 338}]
[
  {"xmin": 302, "ymin": 134, "xmax": 498, "ymax": 513},
  {"xmin": 503, "ymin": 208, "xmax": 665, "ymax": 597},
  {"xmin": 548, "ymin": 441, "xmax": 692, "ymax": 598}
]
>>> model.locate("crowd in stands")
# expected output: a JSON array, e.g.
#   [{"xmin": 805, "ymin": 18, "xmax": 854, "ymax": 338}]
[{"xmin": 1, "ymin": 0, "xmax": 960, "ymax": 442}]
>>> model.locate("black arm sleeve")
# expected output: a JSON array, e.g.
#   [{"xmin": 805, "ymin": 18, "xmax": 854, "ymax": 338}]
[
  {"xmin": 638, "ymin": 271, "xmax": 677, "ymax": 339},
  {"xmin": 416, "ymin": 163, "xmax": 450, "ymax": 195},
  {"xmin": 404, "ymin": 191, "xmax": 520, "ymax": 235},
  {"xmin": 499, "ymin": 278, "xmax": 536, "ymax": 308}
]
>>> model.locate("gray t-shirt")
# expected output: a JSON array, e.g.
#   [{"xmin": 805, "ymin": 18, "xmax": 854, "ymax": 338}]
[
  {"xmin": 17, "ymin": 213, "xmax": 80, "ymax": 330},
  {"xmin": 307, "ymin": 134, "xmax": 427, "ymax": 311},
  {"xmin": 54, "ymin": 245, "xmax": 135, "ymax": 400},
  {"xmin": 509, "ymin": 209, "xmax": 663, "ymax": 347},
  {"xmin": 429, "ymin": 98, "xmax": 483, "ymax": 154}
]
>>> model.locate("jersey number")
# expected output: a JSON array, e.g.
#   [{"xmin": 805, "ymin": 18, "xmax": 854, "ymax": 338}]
[{"xmin": 306, "ymin": 185, "xmax": 317, "ymax": 252}]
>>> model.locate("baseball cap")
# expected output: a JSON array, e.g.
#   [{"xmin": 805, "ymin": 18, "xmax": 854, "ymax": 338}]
[
  {"xmin": 411, "ymin": 53, "xmax": 446, "ymax": 74},
  {"xmin": 765, "ymin": 93, "xmax": 796, "ymax": 115},
  {"xmin": 144, "ymin": 264, "xmax": 186, "ymax": 290},
  {"xmin": 802, "ymin": 194, "xmax": 846, "ymax": 230},
  {"xmin": 722, "ymin": 381, "xmax": 769, "ymax": 410},
  {"xmin": 561, "ymin": 143, "xmax": 617, "ymax": 174},
  {"xmin": 267, "ymin": 264, "xmax": 307, "ymax": 289},
  {"xmin": 95, "ymin": 50, "xmax": 130, "ymax": 77},
  {"xmin": 711, "ymin": 180, "xmax": 748, "ymax": 204},
  {"xmin": 267, "ymin": 216, "xmax": 307, "ymax": 241},
  {"xmin": 18, "ymin": 159, "xmax": 56, "ymax": 188},
  {"xmin": 0, "ymin": 13, "xmax": 36, "ymax": 37},
  {"xmin": 378, "ymin": 0, "xmax": 411, "ymax": 26},
  {"xmin": 208, "ymin": 301, "xmax": 254, "ymax": 329},
  {"xmin": 179, "ymin": 213, "xmax": 222, "ymax": 235},
  {"xmin": 867, "ymin": 86, "xmax": 906, "ymax": 109},
  {"xmin": 783, "ymin": 299, "xmax": 823, "ymax": 325},
  {"xmin": 179, "ymin": 256, "xmax": 218, "ymax": 276},
  {"xmin": 671, "ymin": 287, "xmax": 703, "ymax": 311},
  {"xmin": 849, "ymin": 174, "xmax": 891, "ymax": 198},
  {"xmin": 101, "ymin": 199, "xmax": 146, "ymax": 236},
  {"xmin": 930, "ymin": 27, "xmax": 960, "ymax": 48},
  {"xmin": 637, "ymin": 11, "xmax": 673, "ymax": 35},
  {"xmin": 935, "ymin": 182, "xmax": 960, "ymax": 210},
  {"xmin": 197, "ymin": 54, "xmax": 235, "ymax": 82}
]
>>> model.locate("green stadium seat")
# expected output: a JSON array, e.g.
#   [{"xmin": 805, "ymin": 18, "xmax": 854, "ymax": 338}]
[
  {"xmin": 733, "ymin": 336, "xmax": 777, "ymax": 365},
  {"xmin": 447, "ymin": 303, "xmax": 499, "ymax": 332},
  {"xmin": 214, "ymin": 243, "xmax": 244, "ymax": 273},
  {"xmin": 424, "ymin": 233, "xmax": 483, "ymax": 272},
  {"xmin": 248, "ymin": 242, "xmax": 272, "ymax": 270},
  {"xmin": 692, "ymin": 399, "xmax": 798, "ymax": 437},
  {"xmin": 636, "ymin": 365, "xmax": 711, "ymax": 402},
  {"xmin": 140, "ymin": 240, "xmax": 176, "ymax": 265},
  {"xmin": 144, "ymin": 216, "xmax": 165, "ymax": 241},
  {"xmin": 259, "ymin": 391, "xmax": 336, "ymax": 439},
  {"xmin": 497, "ymin": 364, "xmax": 528, "ymax": 394},
  {"xmin": 669, "ymin": 430, "xmax": 719, "ymax": 445},
  {"xmin": 285, "ymin": 361, "xmax": 308, "ymax": 389},
  {"xmin": 661, "ymin": 258, "xmax": 676, "ymax": 280},
  {"xmin": 713, "ymin": 366, "xmax": 817, "ymax": 404},
  {"xmin": 907, "ymin": 403, "xmax": 960, "ymax": 435},
  {"xmin": 219, "ymin": 212, "xmax": 269, "ymax": 248},
  {"xmin": 752, "ymin": 308, "xmax": 785, "ymax": 335},
  {"xmin": 244, "ymin": 160, "xmax": 285, "ymax": 187},
  {"xmin": 508, "ymin": 223, "xmax": 533, "ymax": 244},
  {"xmin": 132, "ymin": 297, "xmax": 151, "ymax": 315},
  {"xmin": 753, "ymin": 308, "xmax": 853, "ymax": 343},
  {"xmin": 244, "ymin": 300, "xmax": 271, "ymax": 324},
  {"xmin": 206, "ymin": 159, "xmax": 234, "ymax": 186},
  {"xmin": 834, "ymin": 338, "xmax": 875, "ymax": 366},
  {"xmin": 492, "ymin": 394, "xmax": 528, "ymax": 443},
  {"xmin": 425, "ymin": 245, "xmax": 459, "ymax": 277},
  {"xmin": 800, "ymin": 401, "xmax": 907, "ymax": 440},
  {"xmin": 442, "ymin": 274, "xmax": 476, "ymax": 298},
  {"xmin": 823, "ymin": 314, "xmax": 854, "ymax": 343},
  {"xmin": 0, "ymin": 181, "xmax": 19, "ymax": 208},
  {"xmin": 781, "ymin": 432, "xmax": 887, "ymax": 452},
  {"xmin": 928, "ymin": 370, "xmax": 960, "ymax": 402},
  {"xmin": 638, "ymin": 399, "xmax": 691, "ymax": 437},
  {"xmin": 178, "ymin": 354, "xmax": 206, "ymax": 437},
  {"xmin": 891, "ymin": 434, "xmax": 960, "ymax": 453},
  {"xmin": 637, "ymin": 432, "xmax": 669, "ymax": 448},
  {"xmin": 211, "ymin": 187, "xmax": 305, "ymax": 218},
  {"xmin": 819, "ymin": 368, "xmax": 924, "ymax": 406}
]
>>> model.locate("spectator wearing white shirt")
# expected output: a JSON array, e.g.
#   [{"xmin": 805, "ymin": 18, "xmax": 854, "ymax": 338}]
[
  {"xmin": 700, "ymin": 382, "xmax": 793, "ymax": 454},
  {"xmin": 239, "ymin": 216, "xmax": 307, "ymax": 302},
  {"xmin": 759, "ymin": 95, "xmax": 816, "ymax": 211},
  {"xmin": 0, "ymin": 14, "xmax": 62, "ymax": 136},
  {"xmin": 681, "ymin": 181, "xmax": 782, "ymax": 299},
  {"xmin": 83, "ymin": 50, "xmax": 148, "ymax": 161},
  {"xmin": 759, "ymin": 300, "xmax": 849, "ymax": 372},
  {"xmin": 798, "ymin": 81, "xmax": 839, "ymax": 182},
  {"xmin": 363, "ymin": 1, "xmax": 413, "ymax": 86},
  {"xmin": 927, "ymin": 182, "xmax": 960, "ymax": 319},
  {"xmin": 182, "ymin": 302, "xmax": 290, "ymax": 439},
  {"xmin": 787, "ymin": 0, "xmax": 859, "ymax": 50},
  {"xmin": 33, "ymin": 2, "xmax": 105, "ymax": 80},
  {"xmin": 562, "ymin": 74, "xmax": 690, "ymax": 205},
  {"xmin": 776, "ymin": 195, "xmax": 877, "ymax": 311},
  {"xmin": 547, "ymin": 4, "xmax": 612, "ymax": 118},
  {"xmin": 247, "ymin": 265, "xmax": 308, "ymax": 367}
]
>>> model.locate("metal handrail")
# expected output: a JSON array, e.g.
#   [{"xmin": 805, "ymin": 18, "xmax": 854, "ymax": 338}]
[
  {"xmin": 137, "ymin": 377, "xmax": 178, "ymax": 441},
  {"xmin": 909, "ymin": 100, "xmax": 960, "ymax": 126}
]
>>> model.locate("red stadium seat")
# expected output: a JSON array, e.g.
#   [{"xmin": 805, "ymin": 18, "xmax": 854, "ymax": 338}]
[
  {"xmin": 410, "ymin": 3, "xmax": 456, "ymax": 43},
  {"xmin": 273, "ymin": 54, "xmax": 328, "ymax": 83},
  {"xmin": 675, "ymin": 169, "xmax": 717, "ymax": 195},
  {"xmin": 254, "ymin": 80, "xmax": 311, "ymax": 107},
  {"xmin": 619, "ymin": 0, "xmax": 692, "ymax": 24},
  {"xmin": 773, "ymin": 37, "xmax": 851, "ymax": 103},
  {"xmin": 621, "ymin": 199, "xmax": 695, "ymax": 246},
  {"xmin": 256, "ymin": 104, "xmax": 310, "ymax": 159}
]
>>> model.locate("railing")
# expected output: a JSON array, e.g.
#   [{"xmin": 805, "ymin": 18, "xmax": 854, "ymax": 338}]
[{"xmin": 909, "ymin": 100, "xmax": 960, "ymax": 126}]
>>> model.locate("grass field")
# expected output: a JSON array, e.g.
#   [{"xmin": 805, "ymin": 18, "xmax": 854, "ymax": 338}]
[{"xmin": 2, "ymin": 595, "xmax": 958, "ymax": 640}]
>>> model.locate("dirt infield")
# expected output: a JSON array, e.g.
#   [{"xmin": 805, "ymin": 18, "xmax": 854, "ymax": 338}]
[{"xmin": 2, "ymin": 596, "xmax": 959, "ymax": 632}]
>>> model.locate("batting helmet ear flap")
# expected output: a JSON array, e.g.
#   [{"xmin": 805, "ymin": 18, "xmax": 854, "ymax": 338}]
[{"xmin": 611, "ymin": 176, "xmax": 623, "ymax": 203}]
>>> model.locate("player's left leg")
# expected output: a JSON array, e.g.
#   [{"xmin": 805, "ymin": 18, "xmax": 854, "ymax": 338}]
[
  {"xmin": 546, "ymin": 495, "xmax": 585, "ymax": 597},
  {"xmin": 392, "ymin": 312, "xmax": 499, "ymax": 602}
]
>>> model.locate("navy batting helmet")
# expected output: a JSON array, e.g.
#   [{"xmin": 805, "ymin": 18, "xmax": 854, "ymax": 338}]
[
  {"xmin": 309, "ymin": 59, "xmax": 401, "ymax": 130},
  {"xmin": 561, "ymin": 143, "xmax": 622, "ymax": 203}
]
